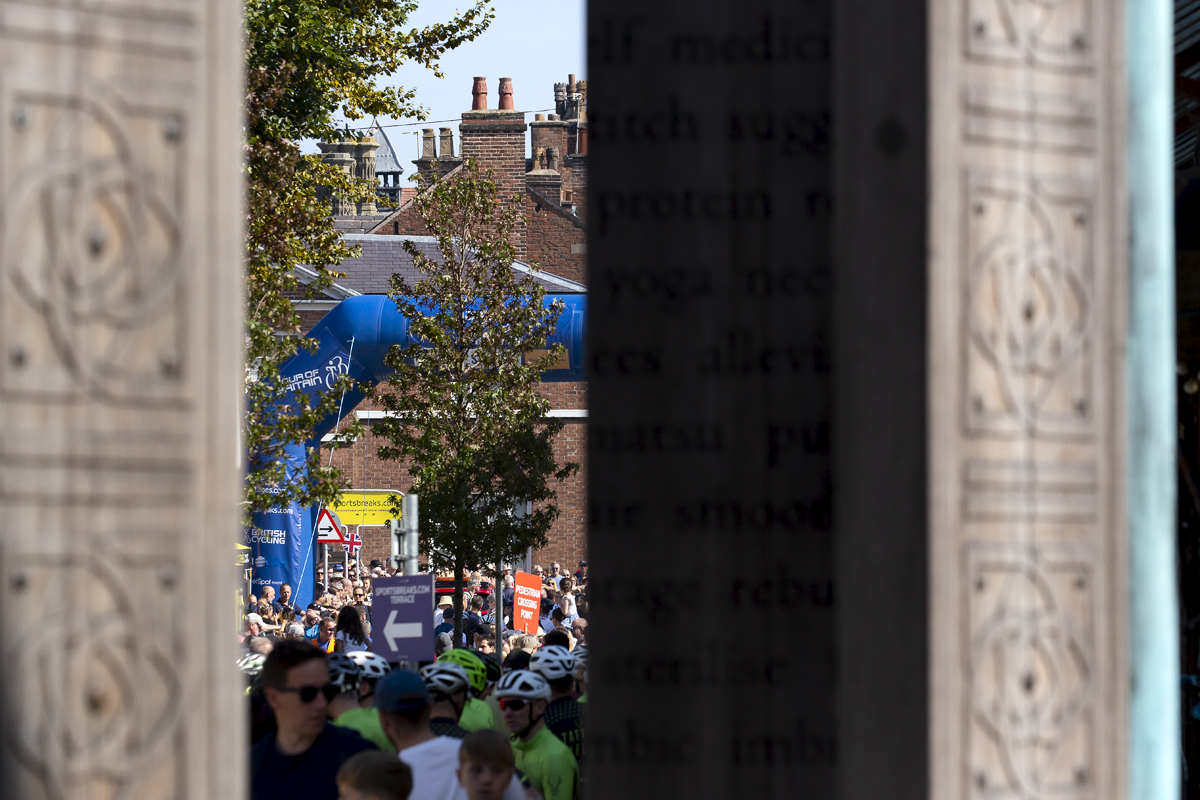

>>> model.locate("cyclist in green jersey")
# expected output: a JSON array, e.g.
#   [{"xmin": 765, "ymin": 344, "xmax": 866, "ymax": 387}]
[
  {"xmin": 495, "ymin": 670, "xmax": 578, "ymax": 800},
  {"xmin": 329, "ymin": 651, "xmax": 395, "ymax": 752},
  {"xmin": 438, "ymin": 648, "xmax": 494, "ymax": 732},
  {"xmin": 529, "ymin": 645, "xmax": 584, "ymax": 762},
  {"xmin": 420, "ymin": 662, "xmax": 470, "ymax": 739}
]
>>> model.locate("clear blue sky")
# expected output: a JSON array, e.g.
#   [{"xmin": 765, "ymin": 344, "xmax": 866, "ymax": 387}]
[{"xmin": 306, "ymin": 0, "xmax": 586, "ymax": 185}]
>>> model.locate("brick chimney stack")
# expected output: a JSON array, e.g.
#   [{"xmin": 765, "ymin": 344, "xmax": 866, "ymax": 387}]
[
  {"xmin": 531, "ymin": 110, "xmax": 569, "ymax": 161},
  {"xmin": 412, "ymin": 128, "xmax": 437, "ymax": 183},
  {"xmin": 459, "ymin": 76, "xmax": 527, "ymax": 255}
]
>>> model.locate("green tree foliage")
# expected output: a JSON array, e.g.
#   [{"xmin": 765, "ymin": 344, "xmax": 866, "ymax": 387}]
[
  {"xmin": 243, "ymin": 0, "xmax": 492, "ymax": 518},
  {"xmin": 375, "ymin": 163, "xmax": 579, "ymax": 639}
]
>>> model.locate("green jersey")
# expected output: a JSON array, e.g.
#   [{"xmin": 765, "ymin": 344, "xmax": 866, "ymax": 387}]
[
  {"xmin": 485, "ymin": 695, "xmax": 509, "ymax": 734},
  {"xmin": 334, "ymin": 707, "xmax": 395, "ymax": 753},
  {"xmin": 460, "ymin": 697, "xmax": 496, "ymax": 732},
  {"xmin": 513, "ymin": 725, "xmax": 578, "ymax": 800}
]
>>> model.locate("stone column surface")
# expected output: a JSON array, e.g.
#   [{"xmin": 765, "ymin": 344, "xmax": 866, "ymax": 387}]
[
  {"xmin": 918, "ymin": 0, "xmax": 1130, "ymax": 798},
  {"xmin": 0, "ymin": 0, "xmax": 246, "ymax": 798},
  {"xmin": 589, "ymin": 0, "xmax": 1138, "ymax": 798}
]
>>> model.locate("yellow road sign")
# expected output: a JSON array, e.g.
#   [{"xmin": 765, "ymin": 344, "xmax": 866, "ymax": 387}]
[{"xmin": 329, "ymin": 489, "xmax": 402, "ymax": 526}]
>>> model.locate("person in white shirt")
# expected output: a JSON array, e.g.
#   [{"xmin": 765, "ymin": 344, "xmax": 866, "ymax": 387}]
[
  {"xmin": 374, "ymin": 669, "xmax": 526, "ymax": 800},
  {"xmin": 334, "ymin": 605, "xmax": 370, "ymax": 654},
  {"xmin": 556, "ymin": 578, "xmax": 578, "ymax": 624}
]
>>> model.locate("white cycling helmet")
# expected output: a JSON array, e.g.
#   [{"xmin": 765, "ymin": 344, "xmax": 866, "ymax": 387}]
[
  {"xmin": 237, "ymin": 652, "xmax": 266, "ymax": 677},
  {"xmin": 494, "ymin": 669, "xmax": 551, "ymax": 701},
  {"xmin": 347, "ymin": 651, "xmax": 391, "ymax": 681},
  {"xmin": 421, "ymin": 662, "xmax": 470, "ymax": 696},
  {"xmin": 529, "ymin": 645, "xmax": 575, "ymax": 681}
]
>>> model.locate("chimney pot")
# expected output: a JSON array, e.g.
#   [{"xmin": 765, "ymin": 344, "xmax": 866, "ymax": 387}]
[
  {"xmin": 421, "ymin": 129, "xmax": 437, "ymax": 159},
  {"xmin": 535, "ymin": 113, "xmax": 546, "ymax": 122},
  {"xmin": 568, "ymin": 74, "xmax": 576, "ymax": 93},
  {"xmin": 547, "ymin": 146, "xmax": 562, "ymax": 172},
  {"xmin": 439, "ymin": 127, "xmax": 454, "ymax": 158},
  {"xmin": 471, "ymin": 76, "xmax": 488, "ymax": 110},
  {"xmin": 498, "ymin": 77, "xmax": 514, "ymax": 110}
]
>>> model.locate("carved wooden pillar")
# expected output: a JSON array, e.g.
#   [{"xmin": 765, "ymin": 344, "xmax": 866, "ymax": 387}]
[{"xmin": 0, "ymin": 1, "xmax": 245, "ymax": 798}]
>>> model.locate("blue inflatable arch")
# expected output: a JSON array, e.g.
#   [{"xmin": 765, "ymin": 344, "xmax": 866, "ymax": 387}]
[{"xmin": 247, "ymin": 293, "xmax": 587, "ymax": 606}]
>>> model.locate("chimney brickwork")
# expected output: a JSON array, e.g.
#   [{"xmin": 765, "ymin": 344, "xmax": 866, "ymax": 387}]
[
  {"xmin": 530, "ymin": 116, "xmax": 569, "ymax": 159},
  {"xmin": 460, "ymin": 108, "xmax": 527, "ymax": 258},
  {"xmin": 368, "ymin": 74, "xmax": 589, "ymax": 265}
]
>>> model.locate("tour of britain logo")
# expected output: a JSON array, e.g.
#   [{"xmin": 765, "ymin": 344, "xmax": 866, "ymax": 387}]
[{"xmin": 288, "ymin": 352, "xmax": 351, "ymax": 393}]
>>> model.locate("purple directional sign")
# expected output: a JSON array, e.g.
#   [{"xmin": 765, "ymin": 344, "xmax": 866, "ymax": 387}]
[{"xmin": 371, "ymin": 574, "xmax": 435, "ymax": 662}]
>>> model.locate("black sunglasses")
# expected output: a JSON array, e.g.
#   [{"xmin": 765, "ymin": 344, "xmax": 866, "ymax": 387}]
[
  {"xmin": 277, "ymin": 683, "xmax": 339, "ymax": 703},
  {"xmin": 498, "ymin": 698, "xmax": 531, "ymax": 712}
]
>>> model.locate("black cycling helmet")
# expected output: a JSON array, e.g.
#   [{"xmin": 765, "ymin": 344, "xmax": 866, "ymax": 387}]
[{"xmin": 475, "ymin": 649, "xmax": 502, "ymax": 685}]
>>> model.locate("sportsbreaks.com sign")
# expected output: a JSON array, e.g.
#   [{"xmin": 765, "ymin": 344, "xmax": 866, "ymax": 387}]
[{"xmin": 513, "ymin": 571, "xmax": 542, "ymax": 635}]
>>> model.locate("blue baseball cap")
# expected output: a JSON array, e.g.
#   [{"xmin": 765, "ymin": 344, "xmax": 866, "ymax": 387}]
[{"xmin": 374, "ymin": 669, "xmax": 430, "ymax": 712}]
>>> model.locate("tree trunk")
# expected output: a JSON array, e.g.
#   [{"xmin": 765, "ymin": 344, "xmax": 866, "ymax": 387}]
[
  {"xmin": 453, "ymin": 555, "xmax": 464, "ymax": 647},
  {"xmin": 495, "ymin": 548, "xmax": 504, "ymax": 642}
]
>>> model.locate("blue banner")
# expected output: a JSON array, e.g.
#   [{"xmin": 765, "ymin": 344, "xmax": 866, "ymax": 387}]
[
  {"xmin": 247, "ymin": 330, "xmax": 359, "ymax": 610},
  {"xmin": 247, "ymin": 443, "xmax": 316, "ymax": 609}
]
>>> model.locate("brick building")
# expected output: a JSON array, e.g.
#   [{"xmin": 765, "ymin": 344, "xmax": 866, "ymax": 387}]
[{"xmin": 303, "ymin": 75, "xmax": 589, "ymax": 572}]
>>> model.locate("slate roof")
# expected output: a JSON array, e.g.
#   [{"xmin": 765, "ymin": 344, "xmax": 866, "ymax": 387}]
[
  {"xmin": 331, "ymin": 234, "xmax": 586, "ymax": 295},
  {"xmin": 371, "ymin": 119, "xmax": 402, "ymax": 174}
]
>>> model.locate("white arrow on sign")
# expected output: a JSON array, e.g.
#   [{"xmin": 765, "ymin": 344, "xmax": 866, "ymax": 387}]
[{"xmin": 384, "ymin": 610, "xmax": 422, "ymax": 650}]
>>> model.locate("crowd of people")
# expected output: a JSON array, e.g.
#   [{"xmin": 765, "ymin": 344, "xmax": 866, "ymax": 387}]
[{"xmin": 242, "ymin": 557, "xmax": 590, "ymax": 800}]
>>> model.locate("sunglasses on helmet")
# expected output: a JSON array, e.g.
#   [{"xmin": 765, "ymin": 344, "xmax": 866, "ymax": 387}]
[
  {"xmin": 276, "ymin": 683, "xmax": 340, "ymax": 703},
  {"xmin": 498, "ymin": 698, "xmax": 532, "ymax": 711}
]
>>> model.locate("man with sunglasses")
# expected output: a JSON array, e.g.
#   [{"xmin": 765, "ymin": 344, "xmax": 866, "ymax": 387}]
[
  {"xmin": 250, "ymin": 641, "xmax": 376, "ymax": 800},
  {"xmin": 495, "ymin": 671, "xmax": 578, "ymax": 800}
]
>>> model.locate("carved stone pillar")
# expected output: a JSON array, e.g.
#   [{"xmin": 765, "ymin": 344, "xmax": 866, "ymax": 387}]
[
  {"xmin": 926, "ymin": 1, "xmax": 1129, "ymax": 797},
  {"xmin": 354, "ymin": 138, "xmax": 378, "ymax": 216},
  {"xmin": 0, "ymin": 1, "xmax": 245, "ymax": 798},
  {"xmin": 834, "ymin": 0, "xmax": 1136, "ymax": 797}
]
